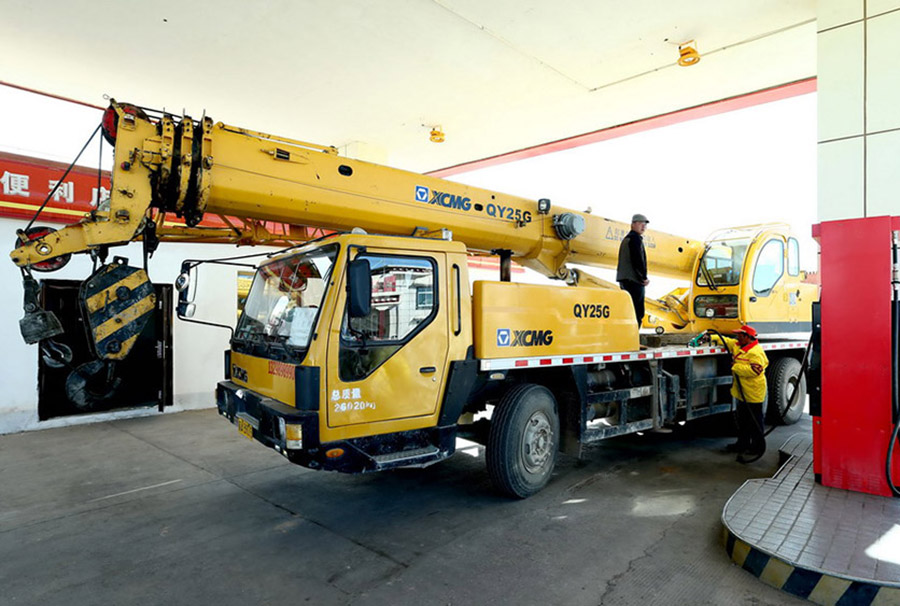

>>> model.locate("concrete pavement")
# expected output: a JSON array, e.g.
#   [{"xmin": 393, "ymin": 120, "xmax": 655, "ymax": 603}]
[{"xmin": 0, "ymin": 408, "xmax": 809, "ymax": 605}]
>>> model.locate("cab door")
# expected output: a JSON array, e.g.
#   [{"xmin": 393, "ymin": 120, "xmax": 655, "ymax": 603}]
[
  {"xmin": 743, "ymin": 236, "xmax": 787, "ymax": 329},
  {"xmin": 325, "ymin": 250, "xmax": 449, "ymax": 430}
]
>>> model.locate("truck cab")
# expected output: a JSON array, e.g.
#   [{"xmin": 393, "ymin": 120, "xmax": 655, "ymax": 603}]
[{"xmin": 215, "ymin": 232, "xmax": 474, "ymax": 473}]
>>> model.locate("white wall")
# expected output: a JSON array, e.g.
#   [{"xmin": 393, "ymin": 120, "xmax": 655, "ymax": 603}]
[
  {"xmin": 818, "ymin": 0, "xmax": 900, "ymax": 220},
  {"xmin": 0, "ymin": 215, "xmax": 277, "ymax": 434},
  {"xmin": 0, "ymin": 86, "xmax": 110, "ymax": 169}
]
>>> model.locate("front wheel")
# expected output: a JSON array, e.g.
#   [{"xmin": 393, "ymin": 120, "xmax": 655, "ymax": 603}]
[{"xmin": 487, "ymin": 384, "xmax": 559, "ymax": 498}]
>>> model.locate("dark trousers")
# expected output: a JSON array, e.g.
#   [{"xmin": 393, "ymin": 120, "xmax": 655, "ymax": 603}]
[
  {"xmin": 734, "ymin": 398, "xmax": 766, "ymax": 455},
  {"xmin": 619, "ymin": 280, "xmax": 645, "ymax": 327}
]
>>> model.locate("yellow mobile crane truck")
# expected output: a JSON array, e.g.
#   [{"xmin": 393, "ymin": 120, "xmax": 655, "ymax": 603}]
[{"xmin": 11, "ymin": 102, "xmax": 815, "ymax": 497}]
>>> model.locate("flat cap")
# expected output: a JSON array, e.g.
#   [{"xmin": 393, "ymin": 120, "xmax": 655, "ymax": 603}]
[{"xmin": 631, "ymin": 213, "xmax": 649, "ymax": 223}]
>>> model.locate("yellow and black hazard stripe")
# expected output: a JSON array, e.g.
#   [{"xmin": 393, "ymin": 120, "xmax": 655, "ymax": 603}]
[
  {"xmin": 724, "ymin": 528, "xmax": 900, "ymax": 605},
  {"xmin": 81, "ymin": 261, "xmax": 156, "ymax": 361}
]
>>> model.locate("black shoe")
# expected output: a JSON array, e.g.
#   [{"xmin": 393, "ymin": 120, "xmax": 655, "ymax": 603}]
[{"xmin": 736, "ymin": 450, "xmax": 765, "ymax": 464}]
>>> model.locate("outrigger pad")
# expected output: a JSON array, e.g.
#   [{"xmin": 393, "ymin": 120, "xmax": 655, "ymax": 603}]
[
  {"xmin": 19, "ymin": 275, "xmax": 64, "ymax": 344},
  {"xmin": 80, "ymin": 258, "xmax": 156, "ymax": 361}
]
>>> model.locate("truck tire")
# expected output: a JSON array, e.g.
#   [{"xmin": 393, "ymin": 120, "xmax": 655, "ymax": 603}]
[
  {"xmin": 487, "ymin": 384, "xmax": 559, "ymax": 498},
  {"xmin": 766, "ymin": 357, "xmax": 805, "ymax": 426}
]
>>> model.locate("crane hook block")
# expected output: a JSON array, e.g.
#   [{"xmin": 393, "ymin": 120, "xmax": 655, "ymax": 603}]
[{"xmin": 80, "ymin": 259, "xmax": 156, "ymax": 361}]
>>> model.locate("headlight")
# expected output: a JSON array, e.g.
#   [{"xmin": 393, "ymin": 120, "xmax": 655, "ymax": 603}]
[{"xmin": 285, "ymin": 423, "xmax": 303, "ymax": 449}]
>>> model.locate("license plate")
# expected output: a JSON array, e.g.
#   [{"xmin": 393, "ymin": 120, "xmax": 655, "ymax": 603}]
[{"xmin": 237, "ymin": 417, "xmax": 254, "ymax": 440}]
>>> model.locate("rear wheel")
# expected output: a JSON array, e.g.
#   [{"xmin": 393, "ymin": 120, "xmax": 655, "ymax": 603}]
[
  {"xmin": 766, "ymin": 357, "xmax": 805, "ymax": 425},
  {"xmin": 487, "ymin": 384, "xmax": 559, "ymax": 498}
]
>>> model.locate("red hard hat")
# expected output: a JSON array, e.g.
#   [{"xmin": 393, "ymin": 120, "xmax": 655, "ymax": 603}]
[{"xmin": 733, "ymin": 325, "xmax": 758, "ymax": 338}]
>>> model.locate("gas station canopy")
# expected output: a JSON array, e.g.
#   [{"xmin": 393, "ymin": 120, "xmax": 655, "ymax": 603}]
[{"xmin": 0, "ymin": 0, "xmax": 815, "ymax": 171}]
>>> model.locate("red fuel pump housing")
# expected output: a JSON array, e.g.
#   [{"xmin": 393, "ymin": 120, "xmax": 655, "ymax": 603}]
[{"xmin": 812, "ymin": 215, "xmax": 900, "ymax": 497}]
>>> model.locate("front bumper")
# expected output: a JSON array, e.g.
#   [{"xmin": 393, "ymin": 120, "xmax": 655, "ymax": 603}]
[
  {"xmin": 216, "ymin": 380, "xmax": 338, "ymax": 469},
  {"xmin": 216, "ymin": 380, "xmax": 313, "ymax": 442},
  {"xmin": 216, "ymin": 380, "xmax": 456, "ymax": 473}
]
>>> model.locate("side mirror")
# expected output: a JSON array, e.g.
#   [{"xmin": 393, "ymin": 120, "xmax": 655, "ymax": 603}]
[
  {"xmin": 347, "ymin": 258, "xmax": 371, "ymax": 318},
  {"xmin": 175, "ymin": 271, "xmax": 190, "ymax": 293},
  {"xmin": 175, "ymin": 261, "xmax": 197, "ymax": 320},
  {"xmin": 177, "ymin": 302, "xmax": 196, "ymax": 319}
]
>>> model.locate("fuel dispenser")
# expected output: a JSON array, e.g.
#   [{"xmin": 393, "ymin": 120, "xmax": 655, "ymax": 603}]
[{"xmin": 811, "ymin": 216, "xmax": 900, "ymax": 497}]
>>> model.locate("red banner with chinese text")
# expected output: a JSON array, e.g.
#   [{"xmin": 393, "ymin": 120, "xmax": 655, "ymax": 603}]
[
  {"xmin": 0, "ymin": 151, "xmax": 111, "ymax": 224},
  {"xmin": 0, "ymin": 151, "xmax": 238, "ymax": 230}
]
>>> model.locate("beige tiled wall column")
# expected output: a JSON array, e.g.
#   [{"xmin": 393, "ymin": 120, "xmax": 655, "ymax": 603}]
[{"xmin": 818, "ymin": 0, "xmax": 900, "ymax": 220}]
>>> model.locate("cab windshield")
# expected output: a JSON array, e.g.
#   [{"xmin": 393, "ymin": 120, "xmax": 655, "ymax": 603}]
[
  {"xmin": 235, "ymin": 244, "xmax": 338, "ymax": 352},
  {"xmin": 696, "ymin": 238, "xmax": 749, "ymax": 288}
]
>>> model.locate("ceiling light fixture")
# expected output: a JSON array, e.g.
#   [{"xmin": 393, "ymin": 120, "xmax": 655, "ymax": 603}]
[
  {"xmin": 677, "ymin": 40, "xmax": 700, "ymax": 67},
  {"xmin": 429, "ymin": 126, "xmax": 445, "ymax": 143}
]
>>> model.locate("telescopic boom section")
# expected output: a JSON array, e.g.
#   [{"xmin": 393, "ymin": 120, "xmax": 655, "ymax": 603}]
[{"xmin": 11, "ymin": 101, "xmax": 703, "ymax": 281}]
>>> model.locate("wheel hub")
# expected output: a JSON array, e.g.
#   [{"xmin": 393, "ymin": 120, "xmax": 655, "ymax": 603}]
[{"xmin": 522, "ymin": 410, "xmax": 553, "ymax": 473}]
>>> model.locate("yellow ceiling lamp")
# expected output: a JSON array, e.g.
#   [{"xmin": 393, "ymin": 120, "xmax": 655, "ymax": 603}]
[
  {"xmin": 677, "ymin": 40, "xmax": 700, "ymax": 66},
  {"xmin": 429, "ymin": 126, "xmax": 445, "ymax": 143}
]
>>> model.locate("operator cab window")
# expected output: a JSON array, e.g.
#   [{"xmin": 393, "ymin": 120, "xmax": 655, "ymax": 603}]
[
  {"xmin": 752, "ymin": 239, "xmax": 784, "ymax": 296},
  {"xmin": 340, "ymin": 254, "xmax": 437, "ymax": 381},
  {"xmin": 696, "ymin": 238, "xmax": 748, "ymax": 288}
]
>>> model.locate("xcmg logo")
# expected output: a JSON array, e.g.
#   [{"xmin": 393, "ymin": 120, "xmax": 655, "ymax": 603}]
[
  {"xmin": 231, "ymin": 364, "xmax": 248, "ymax": 382},
  {"xmin": 497, "ymin": 328, "xmax": 554, "ymax": 347},
  {"xmin": 415, "ymin": 185, "xmax": 472, "ymax": 211}
]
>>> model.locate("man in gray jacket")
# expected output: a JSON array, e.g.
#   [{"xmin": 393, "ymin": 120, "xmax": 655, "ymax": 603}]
[{"xmin": 616, "ymin": 214, "xmax": 650, "ymax": 327}]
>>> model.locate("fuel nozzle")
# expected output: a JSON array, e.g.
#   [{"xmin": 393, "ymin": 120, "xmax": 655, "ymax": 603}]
[{"xmin": 689, "ymin": 329, "xmax": 719, "ymax": 348}]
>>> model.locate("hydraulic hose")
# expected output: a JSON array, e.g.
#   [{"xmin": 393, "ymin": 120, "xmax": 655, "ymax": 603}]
[
  {"xmin": 779, "ymin": 332, "xmax": 815, "ymax": 429},
  {"xmin": 887, "ymin": 231, "xmax": 900, "ymax": 497}
]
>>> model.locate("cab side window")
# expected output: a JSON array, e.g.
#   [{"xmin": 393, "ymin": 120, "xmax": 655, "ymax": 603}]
[
  {"xmin": 752, "ymin": 239, "xmax": 785, "ymax": 296},
  {"xmin": 340, "ymin": 255, "xmax": 437, "ymax": 381},
  {"xmin": 787, "ymin": 237, "xmax": 800, "ymax": 276}
]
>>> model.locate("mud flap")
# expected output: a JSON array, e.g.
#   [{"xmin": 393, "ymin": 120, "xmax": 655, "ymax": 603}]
[{"xmin": 81, "ymin": 258, "xmax": 156, "ymax": 360}]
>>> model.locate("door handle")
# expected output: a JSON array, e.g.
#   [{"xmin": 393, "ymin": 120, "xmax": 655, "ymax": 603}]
[
  {"xmin": 749, "ymin": 296, "xmax": 757, "ymax": 302},
  {"xmin": 419, "ymin": 366, "xmax": 436, "ymax": 374}
]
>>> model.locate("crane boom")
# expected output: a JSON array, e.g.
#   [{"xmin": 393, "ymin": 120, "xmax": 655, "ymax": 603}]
[{"xmin": 11, "ymin": 101, "xmax": 702, "ymax": 282}]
